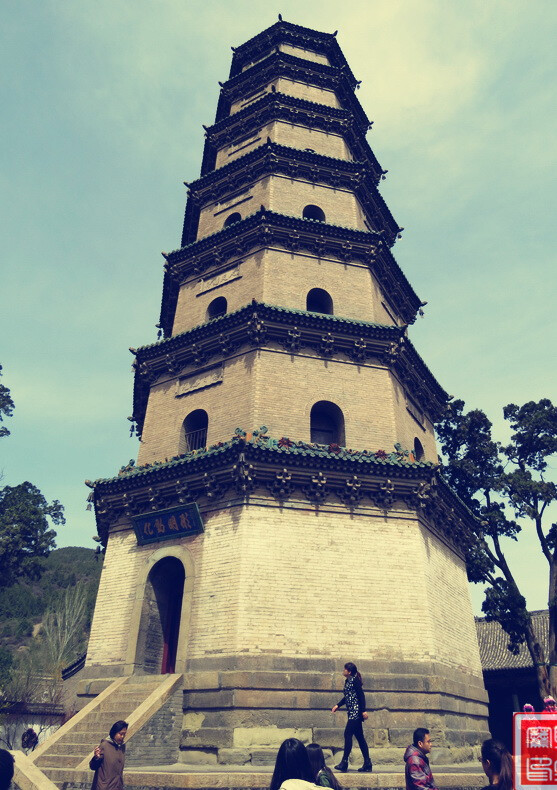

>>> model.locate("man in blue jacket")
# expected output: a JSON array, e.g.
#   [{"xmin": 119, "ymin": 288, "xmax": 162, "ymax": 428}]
[{"xmin": 404, "ymin": 728, "xmax": 438, "ymax": 790}]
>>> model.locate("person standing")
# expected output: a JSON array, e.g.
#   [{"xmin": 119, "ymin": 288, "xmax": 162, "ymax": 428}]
[
  {"xmin": 404, "ymin": 728, "xmax": 438, "ymax": 790},
  {"xmin": 89, "ymin": 719, "xmax": 128, "ymax": 790},
  {"xmin": 331, "ymin": 662, "xmax": 372, "ymax": 773}
]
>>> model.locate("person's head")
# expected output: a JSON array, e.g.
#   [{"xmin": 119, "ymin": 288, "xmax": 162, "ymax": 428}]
[
  {"xmin": 523, "ymin": 703, "xmax": 535, "ymax": 713},
  {"xmin": 109, "ymin": 720, "xmax": 128, "ymax": 744},
  {"xmin": 270, "ymin": 739, "xmax": 314, "ymax": 790},
  {"xmin": 0, "ymin": 749, "xmax": 15, "ymax": 790},
  {"xmin": 306, "ymin": 744, "xmax": 341, "ymax": 790},
  {"xmin": 544, "ymin": 696, "xmax": 556, "ymax": 710},
  {"xmin": 343, "ymin": 662, "xmax": 362, "ymax": 684},
  {"xmin": 480, "ymin": 739, "xmax": 513, "ymax": 790},
  {"xmin": 413, "ymin": 728, "xmax": 432, "ymax": 754},
  {"xmin": 307, "ymin": 743, "xmax": 326, "ymax": 775}
]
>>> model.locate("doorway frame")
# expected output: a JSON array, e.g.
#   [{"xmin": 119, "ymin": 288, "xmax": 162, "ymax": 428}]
[{"xmin": 124, "ymin": 544, "xmax": 195, "ymax": 675}]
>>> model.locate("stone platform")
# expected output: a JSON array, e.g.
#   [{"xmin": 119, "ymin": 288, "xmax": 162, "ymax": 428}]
[{"xmin": 42, "ymin": 765, "xmax": 485, "ymax": 790}]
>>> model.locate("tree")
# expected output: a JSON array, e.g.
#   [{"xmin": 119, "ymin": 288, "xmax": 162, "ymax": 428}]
[
  {"xmin": 437, "ymin": 398, "xmax": 557, "ymax": 699},
  {"xmin": 0, "ymin": 482, "xmax": 65, "ymax": 589},
  {"xmin": 0, "ymin": 365, "xmax": 14, "ymax": 439},
  {"xmin": 40, "ymin": 584, "xmax": 88, "ymax": 669}
]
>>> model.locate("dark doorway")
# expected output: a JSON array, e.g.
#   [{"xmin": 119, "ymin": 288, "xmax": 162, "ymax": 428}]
[{"xmin": 138, "ymin": 557, "xmax": 185, "ymax": 674}]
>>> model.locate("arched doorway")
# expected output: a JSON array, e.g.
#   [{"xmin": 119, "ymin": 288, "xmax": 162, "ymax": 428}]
[{"xmin": 137, "ymin": 556, "xmax": 185, "ymax": 674}]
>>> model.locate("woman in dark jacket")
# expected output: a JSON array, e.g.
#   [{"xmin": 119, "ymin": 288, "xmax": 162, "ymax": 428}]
[
  {"xmin": 89, "ymin": 719, "xmax": 128, "ymax": 790},
  {"xmin": 331, "ymin": 662, "xmax": 372, "ymax": 773}
]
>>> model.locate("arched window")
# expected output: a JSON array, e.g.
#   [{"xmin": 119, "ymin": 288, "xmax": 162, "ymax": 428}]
[
  {"xmin": 413, "ymin": 437, "xmax": 425, "ymax": 462},
  {"xmin": 302, "ymin": 204, "xmax": 325, "ymax": 222},
  {"xmin": 223, "ymin": 212, "xmax": 241, "ymax": 227},
  {"xmin": 182, "ymin": 409, "xmax": 208, "ymax": 452},
  {"xmin": 310, "ymin": 401, "xmax": 345, "ymax": 446},
  {"xmin": 306, "ymin": 288, "xmax": 333, "ymax": 315},
  {"xmin": 207, "ymin": 296, "xmax": 227, "ymax": 320}
]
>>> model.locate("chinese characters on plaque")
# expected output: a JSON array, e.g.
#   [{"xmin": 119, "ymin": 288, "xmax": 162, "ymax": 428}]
[
  {"xmin": 133, "ymin": 503, "xmax": 204, "ymax": 545},
  {"xmin": 514, "ymin": 713, "xmax": 557, "ymax": 789}
]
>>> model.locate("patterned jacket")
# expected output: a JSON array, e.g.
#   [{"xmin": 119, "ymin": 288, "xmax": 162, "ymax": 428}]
[{"xmin": 403, "ymin": 745, "xmax": 438, "ymax": 790}]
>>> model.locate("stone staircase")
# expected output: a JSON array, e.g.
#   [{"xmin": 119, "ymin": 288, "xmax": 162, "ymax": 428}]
[{"xmin": 30, "ymin": 673, "xmax": 182, "ymax": 787}]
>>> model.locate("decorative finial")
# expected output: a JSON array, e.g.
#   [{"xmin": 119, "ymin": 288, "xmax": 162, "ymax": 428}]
[
  {"xmin": 278, "ymin": 13, "xmax": 283, "ymax": 21},
  {"xmin": 332, "ymin": 30, "xmax": 338, "ymax": 36}
]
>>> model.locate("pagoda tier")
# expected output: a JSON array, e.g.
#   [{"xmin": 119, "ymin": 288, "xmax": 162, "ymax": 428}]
[
  {"xmin": 199, "ymin": 92, "xmax": 383, "ymax": 182},
  {"xmin": 215, "ymin": 50, "xmax": 367, "ymax": 127},
  {"xmin": 133, "ymin": 300, "xmax": 446, "ymax": 439},
  {"xmin": 228, "ymin": 20, "xmax": 358, "ymax": 80},
  {"xmin": 183, "ymin": 141, "xmax": 399, "ymax": 247}
]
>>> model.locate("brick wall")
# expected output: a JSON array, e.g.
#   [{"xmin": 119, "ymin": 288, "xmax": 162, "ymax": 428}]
[
  {"xmin": 172, "ymin": 248, "xmax": 399, "ymax": 336},
  {"xmin": 125, "ymin": 687, "xmax": 183, "ymax": 766},
  {"xmin": 215, "ymin": 121, "xmax": 352, "ymax": 168},
  {"xmin": 278, "ymin": 43, "xmax": 331, "ymax": 66},
  {"xmin": 230, "ymin": 78, "xmax": 341, "ymax": 115},
  {"xmin": 196, "ymin": 174, "xmax": 369, "ymax": 240},
  {"xmin": 87, "ymin": 502, "xmax": 482, "ymax": 677},
  {"xmin": 137, "ymin": 347, "xmax": 436, "ymax": 466}
]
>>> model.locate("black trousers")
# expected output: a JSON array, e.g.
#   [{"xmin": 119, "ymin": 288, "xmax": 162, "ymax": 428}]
[{"xmin": 342, "ymin": 718, "xmax": 370, "ymax": 762}]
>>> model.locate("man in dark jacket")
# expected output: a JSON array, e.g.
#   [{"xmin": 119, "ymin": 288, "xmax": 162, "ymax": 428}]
[{"xmin": 404, "ymin": 728, "xmax": 438, "ymax": 790}]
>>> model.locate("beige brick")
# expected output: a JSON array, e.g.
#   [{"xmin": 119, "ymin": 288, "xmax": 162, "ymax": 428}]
[
  {"xmin": 215, "ymin": 121, "xmax": 352, "ymax": 169},
  {"xmin": 230, "ymin": 78, "xmax": 341, "ymax": 115}
]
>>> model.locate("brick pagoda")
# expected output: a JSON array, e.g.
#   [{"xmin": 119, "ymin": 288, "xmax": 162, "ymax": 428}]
[{"xmin": 85, "ymin": 19, "xmax": 489, "ymax": 765}]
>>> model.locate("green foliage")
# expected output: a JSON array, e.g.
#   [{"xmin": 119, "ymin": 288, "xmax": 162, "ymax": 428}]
[
  {"xmin": 437, "ymin": 397, "xmax": 557, "ymax": 693},
  {"xmin": 0, "ymin": 482, "xmax": 65, "ymax": 588},
  {"xmin": 0, "ymin": 365, "xmax": 14, "ymax": 439},
  {"xmin": 0, "ymin": 547, "xmax": 103, "ymax": 658},
  {"xmin": 482, "ymin": 578, "xmax": 530, "ymax": 655}
]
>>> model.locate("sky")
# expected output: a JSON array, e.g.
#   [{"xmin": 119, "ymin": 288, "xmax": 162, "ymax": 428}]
[{"xmin": 1, "ymin": 0, "xmax": 556, "ymax": 615}]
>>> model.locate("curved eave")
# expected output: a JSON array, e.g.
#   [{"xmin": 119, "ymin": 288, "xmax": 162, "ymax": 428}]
[{"xmin": 94, "ymin": 436, "xmax": 436, "ymax": 491}]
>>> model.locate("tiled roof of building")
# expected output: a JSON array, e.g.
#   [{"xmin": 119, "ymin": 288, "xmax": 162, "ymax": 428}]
[{"xmin": 476, "ymin": 610, "xmax": 548, "ymax": 671}]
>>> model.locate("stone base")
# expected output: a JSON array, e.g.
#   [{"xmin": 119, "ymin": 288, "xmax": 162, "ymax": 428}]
[{"xmin": 179, "ymin": 655, "xmax": 489, "ymax": 766}]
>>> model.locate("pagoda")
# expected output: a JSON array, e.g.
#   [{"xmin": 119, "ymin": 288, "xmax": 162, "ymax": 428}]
[{"xmin": 85, "ymin": 20, "xmax": 489, "ymax": 765}]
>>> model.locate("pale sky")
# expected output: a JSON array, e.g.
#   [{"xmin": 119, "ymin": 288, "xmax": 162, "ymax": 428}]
[{"xmin": 1, "ymin": 1, "xmax": 555, "ymax": 615}]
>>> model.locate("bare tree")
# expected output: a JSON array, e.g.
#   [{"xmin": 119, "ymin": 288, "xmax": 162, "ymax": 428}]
[{"xmin": 40, "ymin": 583, "xmax": 88, "ymax": 670}]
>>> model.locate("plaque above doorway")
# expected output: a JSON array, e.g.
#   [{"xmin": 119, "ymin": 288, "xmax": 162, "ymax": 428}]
[{"xmin": 133, "ymin": 503, "xmax": 204, "ymax": 546}]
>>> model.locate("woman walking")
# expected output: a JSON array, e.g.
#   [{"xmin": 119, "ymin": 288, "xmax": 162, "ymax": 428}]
[
  {"xmin": 307, "ymin": 743, "xmax": 341, "ymax": 789},
  {"xmin": 331, "ymin": 662, "xmax": 372, "ymax": 773},
  {"xmin": 89, "ymin": 719, "xmax": 128, "ymax": 790}
]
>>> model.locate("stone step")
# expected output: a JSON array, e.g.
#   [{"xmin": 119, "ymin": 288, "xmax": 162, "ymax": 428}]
[
  {"xmin": 35, "ymin": 754, "xmax": 83, "ymax": 769},
  {"xmin": 57, "ymin": 730, "xmax": 107, "ymax": 744}
]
